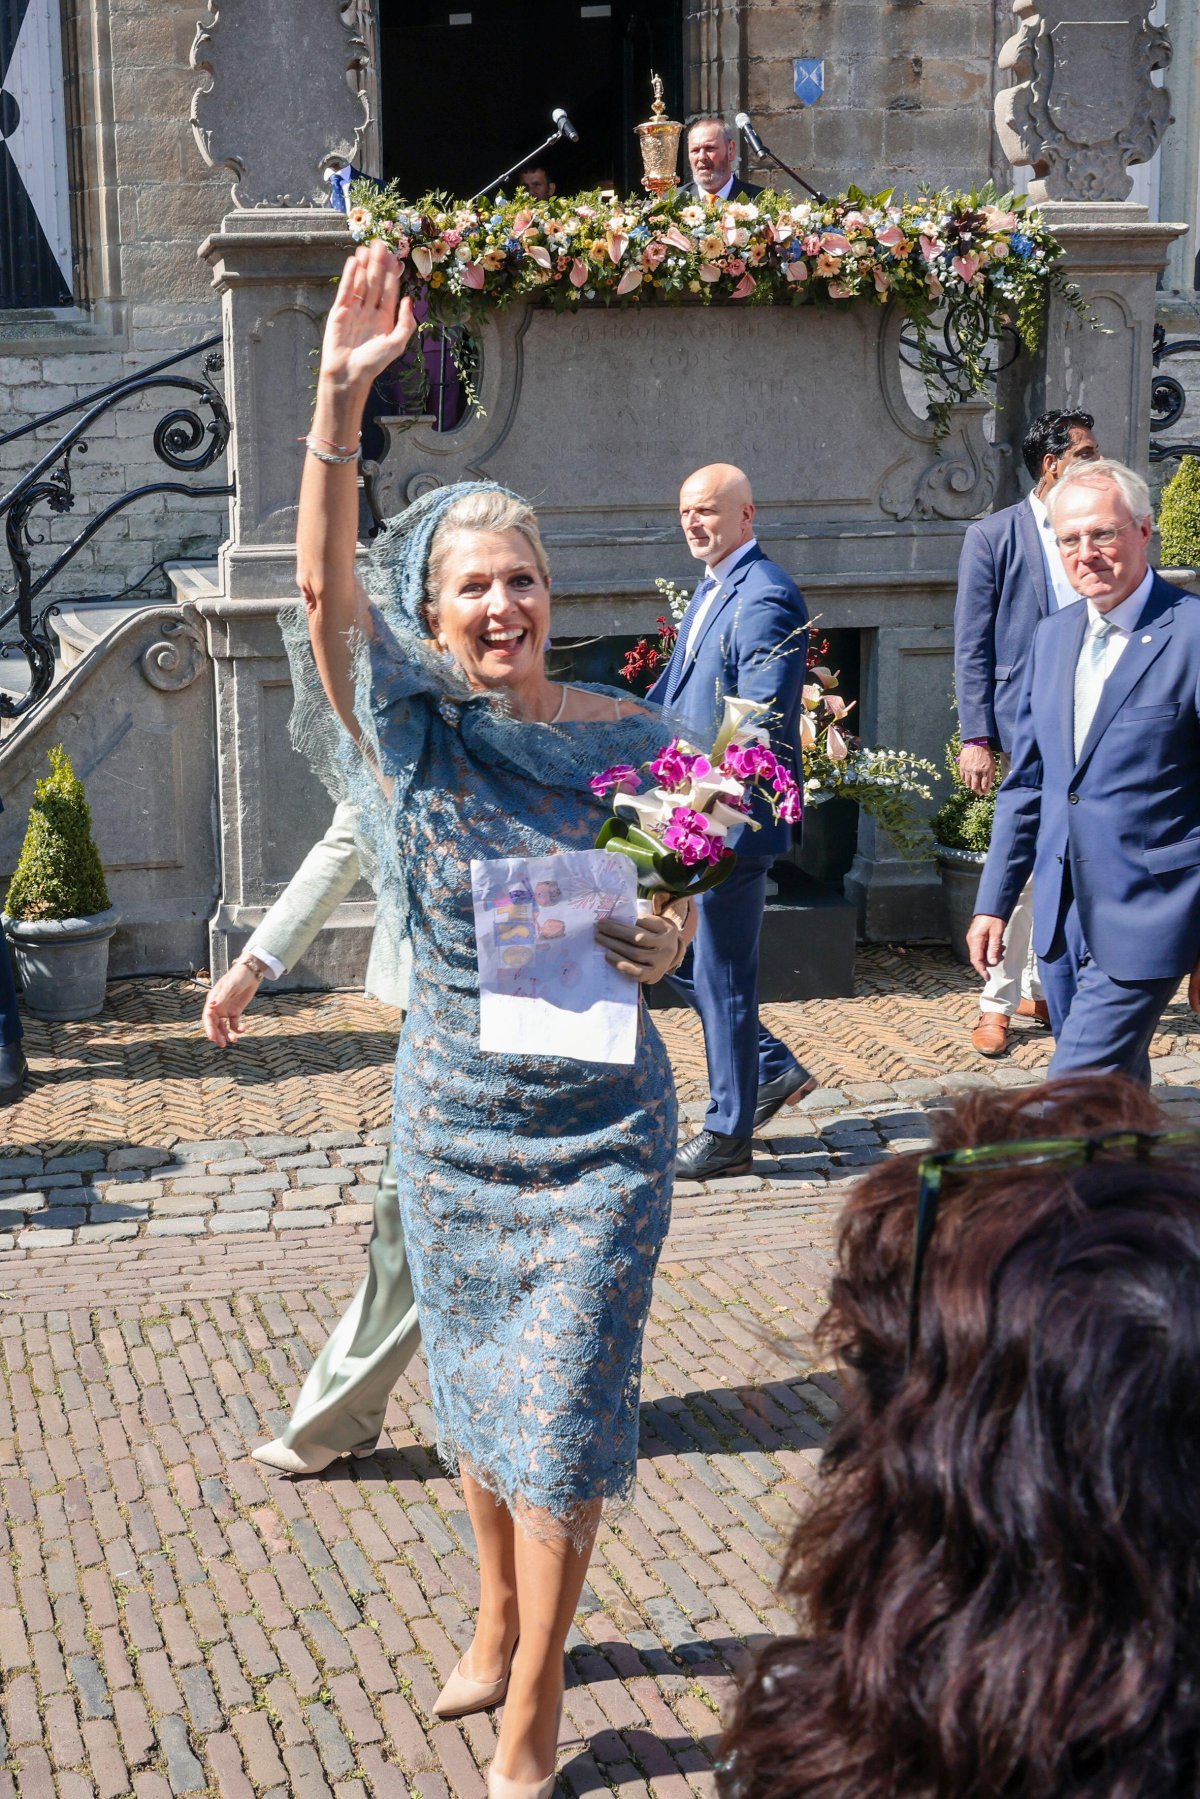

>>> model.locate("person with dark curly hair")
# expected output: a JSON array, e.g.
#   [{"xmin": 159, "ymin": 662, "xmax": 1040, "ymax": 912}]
[{"xmin": 720, "ymin": 1073, "xmax": 1200, "ymax": 1799}]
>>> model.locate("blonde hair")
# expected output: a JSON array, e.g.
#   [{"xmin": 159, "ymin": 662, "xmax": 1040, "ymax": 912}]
[
  {"xmin": 1045, "ymin": 457, "xmax": 1152, "ymax": 526},
  {"xmin": 425, "ymin": 489, "xmax": 551, "ymax": 624}
]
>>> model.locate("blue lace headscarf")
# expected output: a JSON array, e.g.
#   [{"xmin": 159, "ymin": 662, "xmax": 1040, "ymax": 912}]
[{"xmin": 281, "ymin": 479, "xmax": 695, "ymax": 969}]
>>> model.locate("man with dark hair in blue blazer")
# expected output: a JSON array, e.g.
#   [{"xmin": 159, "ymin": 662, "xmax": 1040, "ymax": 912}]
[
  {"xmin": 954, "ymin": 407, "xmax": 1100, "ymax": 1057},
  {"xmin": 968, "ymin": 458, "xmax": 1200, "ymax": 1083},
  {"xmin": 0, "ymin": 795, "xmax": 26, "ymax": 1102},
  {"xmin": 648, "ymin": 463, "xmax": 812, "ymax": 1180}
]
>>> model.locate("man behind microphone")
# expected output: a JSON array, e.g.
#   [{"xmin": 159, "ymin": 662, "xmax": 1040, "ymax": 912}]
[{"xmin": 680, "ymin": 116, "xmax": 763, "ymax": 204}]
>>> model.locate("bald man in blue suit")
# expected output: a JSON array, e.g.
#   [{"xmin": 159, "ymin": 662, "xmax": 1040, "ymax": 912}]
[
  {"xmin": 648, "ymin": 464, "xmax": 812, "ymax": 1179},
  {"xmin": 969, "ymin": 459, "xmax": 1200, "ymax": 1082}
]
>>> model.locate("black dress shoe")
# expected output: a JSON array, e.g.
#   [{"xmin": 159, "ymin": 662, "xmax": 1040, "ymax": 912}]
[
  {"xmin": 675, "ymin": 1130, "xmax": 753, "ymax": 1180},
  {"xmin": 753, "ymin": 1070, "xmax": 817, "ymax": 1132},
  {"xmin": 0, "ymin": 1044, "xmax": 27, "ymax": 1104}
]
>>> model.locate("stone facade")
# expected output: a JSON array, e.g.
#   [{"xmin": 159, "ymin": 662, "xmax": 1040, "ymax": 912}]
[{"xmin": 0, "ymin": 0, "xmax": 231, "ymax": 614}]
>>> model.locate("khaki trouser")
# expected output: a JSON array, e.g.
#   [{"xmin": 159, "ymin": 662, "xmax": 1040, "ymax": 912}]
[
  {"xmin": 978, "ymin": 750, "xmax": 1043, "ymax": 1016},
  {"xmin": 278, "ymin": 1153, "xmax": 421, "ymax": 1457}
]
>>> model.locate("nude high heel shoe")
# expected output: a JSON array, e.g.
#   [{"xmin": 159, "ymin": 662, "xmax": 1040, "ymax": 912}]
[
  {"xmin": 431, "ymin": 1648, "xmax": 515, "ymax": 1720},
  {"xmin": 486, "ymin": 1700, "xmax": 561, "ymax": 1798}
]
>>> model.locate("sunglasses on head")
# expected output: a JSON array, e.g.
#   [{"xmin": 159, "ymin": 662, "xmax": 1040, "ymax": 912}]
[{"xmin": 906, "ymin": 1128, "xmax": 1200, "ymax": 1369}]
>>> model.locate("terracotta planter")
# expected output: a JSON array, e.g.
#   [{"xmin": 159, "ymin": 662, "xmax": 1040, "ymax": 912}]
[
  {"xmin": 3, "ymin": 907, "xmax": 121, "ymax": 1021},
  {"xmin": 934, "ymin": 846, "xmax": 985, "ymax": 965}
]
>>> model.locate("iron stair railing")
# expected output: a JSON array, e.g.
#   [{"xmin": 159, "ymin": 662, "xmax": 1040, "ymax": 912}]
[
  {"xmin": 0, "ymin": 335, "xmax": 234, "ymax": 718},
  {"xmin": 1149, "ymin": 322, "xmax": 1200, "ymax": 465}
]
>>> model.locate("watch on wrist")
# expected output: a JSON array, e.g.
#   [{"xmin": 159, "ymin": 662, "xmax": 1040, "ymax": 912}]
[{"xmin": 236, "ymin": 951, "xmax": 271, "ymax": 981}]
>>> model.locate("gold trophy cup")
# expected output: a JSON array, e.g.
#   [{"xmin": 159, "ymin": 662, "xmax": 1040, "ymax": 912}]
[{"xmin": 635, "ymin": 72, "xmax": 682, "ymax": 198}]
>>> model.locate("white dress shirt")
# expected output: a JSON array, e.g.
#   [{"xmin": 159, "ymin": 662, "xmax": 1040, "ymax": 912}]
[
  {"xmin": 686, "ymin": 537, "xmax": 758, "ymax": 656},
  {"xmin": 1083, "ymin": 567, "xmax": 1154, "ymax": 677},
  {"xmin": 1029, "ymin": 490, "xmax": 1081, "ymax": 612}
]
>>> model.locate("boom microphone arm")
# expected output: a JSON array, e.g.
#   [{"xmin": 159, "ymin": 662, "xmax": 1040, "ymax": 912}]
[{"xmin": 470, "ymin": 110, "xmax": 579, "ymax": 204}]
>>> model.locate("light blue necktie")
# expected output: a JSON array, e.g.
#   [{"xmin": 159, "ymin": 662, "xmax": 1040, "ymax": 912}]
[{"xmin": 1072, "ymin": 614, "xmax": 1114, "ymax": 760}]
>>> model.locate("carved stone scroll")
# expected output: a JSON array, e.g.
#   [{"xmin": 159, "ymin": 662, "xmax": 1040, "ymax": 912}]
[
  {"xmin": 190, "ymin": 0, "xmax": 372, "ymax": 208},
  {"xmin": 139, "ymin": 615, "xmax": 208, "ymax": 693},
  {"xmin": 995, "ymin": 0, "xmax": 1172, "ymax": 201}
]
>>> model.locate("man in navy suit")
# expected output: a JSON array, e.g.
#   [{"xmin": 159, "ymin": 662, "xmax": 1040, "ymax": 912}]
[
  {"xmin": 968, "ymin": 459, "xmax": 1200, "ymax": 1083},
  {"xmin": 680, "ymin": 117, "xmax": 764, "ymax": 204},
  {"xmin": 954, "ymin": 408, "xmax": 1100, "ymax": 1057},
  {"xmin": 648, "ymin": 463, "xmax": 812, "ymax": 1179},
  {"xmin": 0, "ymin": 795, "xmax": 26, "ymax": 1103}
]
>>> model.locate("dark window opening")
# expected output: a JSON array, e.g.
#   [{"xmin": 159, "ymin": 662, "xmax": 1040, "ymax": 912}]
[{"xmin": 376, "ymin": 0, "xmax": 684, "ymax": 200}]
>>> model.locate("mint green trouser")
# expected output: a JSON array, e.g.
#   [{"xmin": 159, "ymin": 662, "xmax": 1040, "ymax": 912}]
[{"xmin": 279, "ymin": 1152, "xmax": 421, "ymax": 1457}]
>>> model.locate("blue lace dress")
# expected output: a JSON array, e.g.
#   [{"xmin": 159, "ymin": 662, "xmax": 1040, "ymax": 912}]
[{"xmin": 307, "ymin": 609, "xmax": 680, "ymax": 1539}]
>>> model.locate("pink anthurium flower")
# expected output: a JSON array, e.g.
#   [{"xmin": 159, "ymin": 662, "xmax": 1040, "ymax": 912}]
[
  {"xmin": 822, "ymin": 232, "xmax": 853, "ymax": 254},
  {"xmin": 607, "ymin": 229, "xmax": 628, "ymax": 264},
  {"xmin": 810, "ymin": 665, "xmax": 838, "ymax": 690},
  {"xmin": 826, "ymin": 724, "xmax": 849, "ymax": 761},
  {"xmin": 827, "ymin": 280, "xmax": 853, "ymax": 299},
  {"xmin": 698, "ymin": 263, "xmax": 722, "ymax": 283},
  {"xmin": 823, "ymin": 693, "xmax": 850, "ymax": 719},
  {"xmin": 460, "ymin": 261, "xmax": 486, "ymax": 289},
  {"xmin": 512, "ymin": 209, "xmax": 535, "ymax": 237},
  {"xmin": 919, "ymin": 234, "xmax": 942, "ymax": 262},
  {"xmin": 616, "ymin": 266, "xmax": 644, "ymax": 295},
  {"xmin": 664, "ymin": 226, "xmax": 693, "ymax": 252},
  {"xmin": 799, "ymin": 712, "xmax": 817, "ymax": 749},
  {"xmin": 952, "ymin": 254, "xmax": 980, "ymax": 284},
  {"xmin": 526, "ymin": 244, "xmax": 552, "ymax": 270},
  {"xmin": 569, "ymin": 258, "xmax": 589, "ymax": 287},
  {"xmin": 411, "ymin": 245, "xmax": 433, "ymax": 278},
  {"xmin": 876, "ymin": 223, "xmax": 906, "ymax": 249},
  {"xmin": 785, "ymin": 259, "xmax": 809, "ymax": 284},
  {"xmin": 730, "ymin": 272, "xmax": 757, "ymax": 299}
]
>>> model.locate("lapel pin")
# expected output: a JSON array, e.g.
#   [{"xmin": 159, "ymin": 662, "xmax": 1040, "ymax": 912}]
[{"xmin": 1141, "ymin": 633, "xmax": 1152, "ymax": 643}]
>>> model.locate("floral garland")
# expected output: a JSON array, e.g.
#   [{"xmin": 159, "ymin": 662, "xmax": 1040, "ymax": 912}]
[{"xmin": 347, "ymin": 177, "xmax": 1087, "ymax": 428}]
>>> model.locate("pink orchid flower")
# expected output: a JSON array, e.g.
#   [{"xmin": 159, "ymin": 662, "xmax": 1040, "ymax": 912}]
[{"xmin": 590, "ymin": 765, "xmax": 642, "ymax": 800}]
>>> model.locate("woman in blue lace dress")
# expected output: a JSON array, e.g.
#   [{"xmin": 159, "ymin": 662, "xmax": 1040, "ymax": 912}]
[{"xmin": 291, "ymin": 242, "xmax": 697, "ymax": 1799}]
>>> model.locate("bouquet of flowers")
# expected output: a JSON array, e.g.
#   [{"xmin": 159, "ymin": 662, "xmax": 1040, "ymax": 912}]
[
  {"xmin": 590, "ymin": 698, "xmax": 801, "ymax": 896},
  {"xmin": 800, "ymin": 659, "xmax": 937, "ymax": 864},
  {"xmin": 345, "ymin": 178, "xmax": 1090, "ymax": 429}
]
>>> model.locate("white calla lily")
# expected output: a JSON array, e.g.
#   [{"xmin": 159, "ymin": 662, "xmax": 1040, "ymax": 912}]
[{"xmin": 713, "ymin": 695, "xmax": 770, "ymax": 759}]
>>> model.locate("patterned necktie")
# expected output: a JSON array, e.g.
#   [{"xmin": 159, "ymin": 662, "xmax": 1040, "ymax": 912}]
[{"xmin": 1072, "ymin": 614, "xmax": 1114, "ymax": 760}]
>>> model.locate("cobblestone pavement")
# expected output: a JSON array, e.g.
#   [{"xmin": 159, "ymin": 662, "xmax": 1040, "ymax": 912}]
[{"xmin": 2, "ymin": 950, "xmax": 1199, "ymax": 1796}]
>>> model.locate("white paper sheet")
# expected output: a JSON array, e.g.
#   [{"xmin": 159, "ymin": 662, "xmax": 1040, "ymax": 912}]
[{"xmin": 471, "ymin": 849, "xmax": 640, "ymax": 1065}]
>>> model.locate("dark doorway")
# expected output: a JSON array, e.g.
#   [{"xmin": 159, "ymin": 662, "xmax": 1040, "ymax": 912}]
[{"xmin": 376, "ymin": 1, "xmax": 684, "ymax": 199}]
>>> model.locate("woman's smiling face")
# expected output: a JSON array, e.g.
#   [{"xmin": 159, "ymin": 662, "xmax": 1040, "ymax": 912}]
[{"xmin": 430, "ymin": 528, "xmax": 551, "ymax": 691}]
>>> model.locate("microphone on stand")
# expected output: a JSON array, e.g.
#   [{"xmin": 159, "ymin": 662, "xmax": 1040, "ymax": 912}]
[
  {"xmin": 470, "ymin": 110, "xmax": 582, "ymax": 204},
  {"xmin": 734, "ymin": 111, "xmax": 828, "ymax": 205}
]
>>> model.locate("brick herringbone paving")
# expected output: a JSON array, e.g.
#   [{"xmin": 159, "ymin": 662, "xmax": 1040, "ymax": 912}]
[{"xmin": 3, "ymin": 952, "xmax": 1200, "ymax": 1795}]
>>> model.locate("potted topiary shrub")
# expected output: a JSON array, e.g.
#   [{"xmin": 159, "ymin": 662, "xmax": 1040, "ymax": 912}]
[
  {"xmin": 2, "ymin": 745, "xmax": 121, "ymax": 1020},
  {"xmin": 932, "ymin": 734, "xmax": 996, "ymax": 964},
  {"xmin": 1158, "ymin": 453, "xmax": 1200, "ymax": 579}
]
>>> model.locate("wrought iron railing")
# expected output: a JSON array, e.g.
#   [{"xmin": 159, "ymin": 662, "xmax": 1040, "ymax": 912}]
[
  {"xmin": 0, "ymin": 336, "xmax": 234, "ymax": 719},
  {"xmin": 897, "ymin": 294, "xmax": 1022, "ymax": 403},
  {"xmin": 1149, "ymin": 322, "xmax": 1200, "ymax": 465}
]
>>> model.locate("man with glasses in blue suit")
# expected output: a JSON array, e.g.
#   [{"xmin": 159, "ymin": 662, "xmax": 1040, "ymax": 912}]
[{"xmin": 968, "ymin": 459, "xmax": 1200, "ymax": 1083}]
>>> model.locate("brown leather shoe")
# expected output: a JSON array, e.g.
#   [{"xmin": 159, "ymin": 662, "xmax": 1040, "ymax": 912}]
[
  {"xmin": 971, "ymin": 1012, "xmax": 1011, "ymax": 1057},
  {"xmin": 1015, "ymin": 997, "xmax": 1051, "ymax": 1026}
]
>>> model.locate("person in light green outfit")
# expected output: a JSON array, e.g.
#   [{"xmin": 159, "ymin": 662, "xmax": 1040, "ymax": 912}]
[{"xmin": 201, "ymin": 799, "xmax": 418, "ymax": 1474}]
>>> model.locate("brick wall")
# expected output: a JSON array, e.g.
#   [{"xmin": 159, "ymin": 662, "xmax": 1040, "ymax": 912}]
[
  {"xmin": 0, "ymin": 0, "xmax": 231, "ymax": 616},
  {"xmin": 742, "ymin": 0, "xmax": 1002, "ymax": 201}
]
